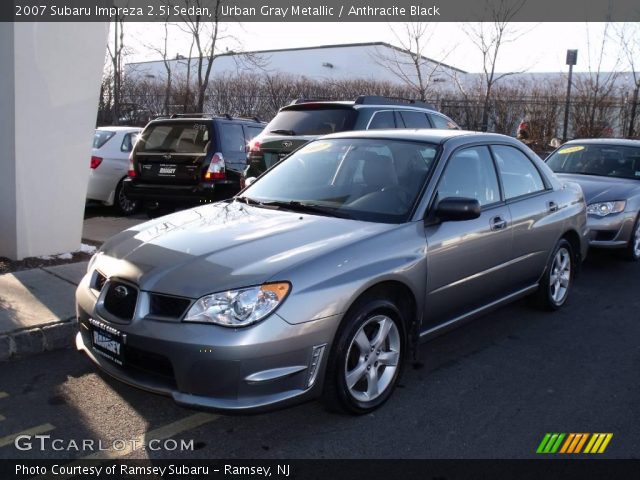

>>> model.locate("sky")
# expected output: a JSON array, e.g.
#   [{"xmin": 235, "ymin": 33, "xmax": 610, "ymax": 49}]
[{"xmin": 121, "ymin": 22, "xmax": 632, "ymax": 74}]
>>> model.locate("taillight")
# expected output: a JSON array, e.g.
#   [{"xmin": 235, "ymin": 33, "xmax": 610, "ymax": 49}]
[
  {"xmin": 249, "ymin": 139, "xmax": 261, "ymax": 153},
  {"xmin": 90, "ymin": 156, "xmax": 103, "ymax": 169},
  {"xmin": 127, "ymin": 154, "xmax": 137, "ymax": 178},
  {"xmin": 204, "ymin": 152, "xmax": 226, "ymax": 180},
  {"xmin": 518, "ymin": 121, "xmax": 529, "ymax": 131}
]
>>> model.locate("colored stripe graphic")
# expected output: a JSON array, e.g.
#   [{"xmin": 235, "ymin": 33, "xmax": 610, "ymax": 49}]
[{"xmin": 538, "ymin": 433, "xmax": 613, "ymax": 454}]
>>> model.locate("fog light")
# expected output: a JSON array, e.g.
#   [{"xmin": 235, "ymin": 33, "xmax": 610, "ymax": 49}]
[{"xmin": 306, "ymin": 344, "xmax": 326, "ymax": 388}]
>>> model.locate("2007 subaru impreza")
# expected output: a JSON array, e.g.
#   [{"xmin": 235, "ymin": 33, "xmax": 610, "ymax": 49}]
[{"xmin": 76, "ymin": 130, "xmax": 588, "ymax": 414}]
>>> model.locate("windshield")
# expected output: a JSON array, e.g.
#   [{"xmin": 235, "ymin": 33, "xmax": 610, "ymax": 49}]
[
  {"xmin": 241, "ymin": 138, "xmax": 439, "ymax": 223},
  {"xmin": 547, "ymin": 144, "xmax": 640, "ymax": 180},
  {"xmin": 136, "ymin": 122, "xmax": 210, "ymax": 154},
  {"xmin": 93, "ymin": 130, "xmax": 115, "ymax": 149},
  {"xmin": 266, "ymin": 107, "xmax": 357, "ymax": 136}
]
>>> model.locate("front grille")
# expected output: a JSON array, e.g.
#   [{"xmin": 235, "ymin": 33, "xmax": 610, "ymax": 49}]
[
  {"xmin": 149, "ymin": 293, "xmax": 192, "ymax": 319},
  {"xmin": 124, "ymin": 345, "xmax": 176, "ymax": 385},
  {"xmin": 103, "ymin": 281, "xmax": 138, "ymax": 321}
]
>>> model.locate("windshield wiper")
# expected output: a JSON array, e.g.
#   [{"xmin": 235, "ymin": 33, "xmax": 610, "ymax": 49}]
[
  {"xmin": 261, "ymin": 200, "xmax": 353, "ymax": 219},
  {"xmin": 235, "ymin": 196, "xmax": 266, "ymax": 206},
  {"xmin": 270, "ymin": 129, "xmax": 296, "ymax": 135}
]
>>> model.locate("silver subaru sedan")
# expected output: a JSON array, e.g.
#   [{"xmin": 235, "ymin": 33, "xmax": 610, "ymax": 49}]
[
  {"xmin": 76, "ymin": 130, "xmax": 588, "ymax": 414},
  {"xmin": 546, "ymin": 139, "xmax": 640, "ymax": 261}
]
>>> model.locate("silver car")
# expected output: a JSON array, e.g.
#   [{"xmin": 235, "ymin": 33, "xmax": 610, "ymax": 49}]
[
  {"xmin": 76, "ymin": 130, "xmax": 588, "ymax": 414},
  {"xmin": 546, "ymin": 139, "xmax": 640, "ymax": 261}
]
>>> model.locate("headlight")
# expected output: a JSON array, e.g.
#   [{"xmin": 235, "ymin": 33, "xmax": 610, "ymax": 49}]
[
  {"xmin": 183, "ymin": 283, "xmax": 290, "ymax": 327},
  {"xmin": 586, "ymin": 201, "xmax": 626, "ymax": 217}
]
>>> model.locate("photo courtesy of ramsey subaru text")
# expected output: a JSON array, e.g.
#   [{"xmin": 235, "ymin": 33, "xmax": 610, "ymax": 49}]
[{"xmin": 76, "ymin": 129, "xmax": 588, "ymax": 414}]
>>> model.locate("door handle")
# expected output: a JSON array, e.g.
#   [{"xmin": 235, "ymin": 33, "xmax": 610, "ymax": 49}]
[
  {"xmin": 548, "ymin": 201, "xmax": 559, "ymax": 213},
  {"xmin": 490, "ymin": 216, "xmax": 508, "ymax": 231}
]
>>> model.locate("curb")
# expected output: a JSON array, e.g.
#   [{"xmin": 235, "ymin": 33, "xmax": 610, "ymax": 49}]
[{"xmin": 0, "ymin": 319, "xmax": 77, "ymax": 361}]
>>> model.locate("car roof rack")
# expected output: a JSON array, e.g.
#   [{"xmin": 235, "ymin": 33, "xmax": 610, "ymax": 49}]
[
  {"xmin": 169, "ymin": 113, "xmax": 211, "ymax": 119},
  {"xmin": 354, "ymin": 95, "xmax": 435, "ymax": 110},
  {"xmin": 288, "ymin": 97, "xmax": 332, "ymax": 105}
]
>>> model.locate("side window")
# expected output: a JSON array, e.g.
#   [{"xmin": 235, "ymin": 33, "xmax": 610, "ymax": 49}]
[
  {"xmin": 429, "ymin": 114, "xmax": 459, "ymax": 130},
  {"xmin": 219, "ymin": 124, "xmax": 246, "ymax": 155},
  {"xmin": 367, "ymin": 111, "xmax": 396, "ymax": 129},
  {"xmin": 492, "ymin": 145, "xmax": 545, "ymax": 200},
  {"xmin": 437, "ymin": 146, "xmax": 500, "ymax": 207},
  {"xmin": 399, "ymin": 111, "xmax": 430, "ymax": 128},
  {"xmin": 120, "ymin": 133, "xmax": 139, "ymax": 153}
]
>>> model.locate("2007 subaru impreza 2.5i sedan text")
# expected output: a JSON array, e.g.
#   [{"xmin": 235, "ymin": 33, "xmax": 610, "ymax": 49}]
[{"xmin": 76, "ymin": 130, "xmax": 589, "ymax": 414}]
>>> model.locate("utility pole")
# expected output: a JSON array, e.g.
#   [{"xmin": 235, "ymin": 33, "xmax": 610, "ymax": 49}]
[
  {"xmin": 562, "ymin": 49, "xmax": 578, "ymax": 142},
  {"xmin": 113, "ymin": 18, "xmax": 119, "ymax": 125}
]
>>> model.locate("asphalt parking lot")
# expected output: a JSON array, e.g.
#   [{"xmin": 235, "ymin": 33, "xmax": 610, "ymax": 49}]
[{"xmin": 0, "ymin": 249, "xmax": 638, "ymax": 460}]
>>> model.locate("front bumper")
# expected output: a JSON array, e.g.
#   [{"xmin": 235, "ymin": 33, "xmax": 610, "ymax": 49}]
[
  {"xmin": 76, "ymin": 276, "xmax": 341, "ymax": 412},
  {"xmin": 587, "ymin": 211, "xmax": 637, "ymax": 249}
]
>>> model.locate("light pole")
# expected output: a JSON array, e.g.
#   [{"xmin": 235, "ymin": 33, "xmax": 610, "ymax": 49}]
[{"xmin": 562, "ymin": 49, "xmax": 578, "ymax": 142}]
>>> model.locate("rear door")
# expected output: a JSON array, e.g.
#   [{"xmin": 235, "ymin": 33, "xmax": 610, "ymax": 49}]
[
  {"xmin": 217, "ymin": 122, "xmax": 248, "ymax": 173},
  {"xmin": 135, "ymin": 122, "xmax": 211, "ymax": 185},
  {"xmin": 424, "ymin": 145, "xmax": 513, "ymax": 326},
  {"xmin": 491, "ymin": 144, "xmax": 562, "ymax": 289}
]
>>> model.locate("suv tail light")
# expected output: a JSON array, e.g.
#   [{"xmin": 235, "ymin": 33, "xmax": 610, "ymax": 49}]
[
  {"xmin": 204, "ymin": 152, "xmax": 226, "ymax": 180},
  {"xmin": 127, "ymin": 154, "xmax": 137, "ymax": 178},
  {"xmin": 249, "ymin": 139, "xmax": 261, "ymax": 153},
  {"xmin": 90, "ymin": 156, "xmax": 103, "ymax": 169}
]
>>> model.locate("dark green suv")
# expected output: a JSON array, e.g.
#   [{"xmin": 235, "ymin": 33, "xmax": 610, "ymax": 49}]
[{"xmin": 245, "ymin": 96, "xmax": 459, "ymax": 179}]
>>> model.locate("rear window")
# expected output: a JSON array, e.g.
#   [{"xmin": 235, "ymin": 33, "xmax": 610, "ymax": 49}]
[
  {"xmin": 429, "ymin": 114, "xmax": 459, "ymax": 130},
  {"xmin": 219, "ymin": 123, "xmax": 246, "ymax": 155},
  {"xmin": 93, "ymin": 130, "xmax": 115, "ymax": 149},
  {"xmin": 266, "ymin": 108, "xmax": 356, "ymax": 136},
  {"xmin": 136, "ymin": 123, "xmax": 210, "ymax": 154}
]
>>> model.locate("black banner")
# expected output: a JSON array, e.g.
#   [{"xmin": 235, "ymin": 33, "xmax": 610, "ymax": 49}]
[
  {"xmin": 2, "ymin": 0, "xmax": 640, "ymax": 22},
  {"xmin": 3, "ymin": 459, "xmax": 640, "ymax": 480}
]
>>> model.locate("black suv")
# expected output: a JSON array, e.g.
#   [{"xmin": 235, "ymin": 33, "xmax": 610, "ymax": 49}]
[
  {"xmin": 124, "ymin": 114, "xmax": 265, "ymax": 213},
  {"xmin": 245, "ymin": 96, "xmax": 459, "ymax": 178}
]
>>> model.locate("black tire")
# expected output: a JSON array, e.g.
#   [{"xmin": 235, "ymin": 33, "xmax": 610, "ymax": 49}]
[
  {"xmin": 322, "ymin": 297, "xmax": 406, "ymax": 415},
  {"xmin": 623, "ymin": 214, "xmax": 640, "ymax": 262},
  {"xmin": 533, "ymin": 238, "xmax": 574, "ymax": 311},
  {"xmin": 114, "ymin": 179, "xmax": 140, "ymax": 216}
]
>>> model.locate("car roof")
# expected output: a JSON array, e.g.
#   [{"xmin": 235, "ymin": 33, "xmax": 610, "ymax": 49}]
[
  {"xmin": 563, "ymin": 138, "xmax": 640, "ymax": 147},
  {"xmin": 281, "ymin": 101, "xmax": 438, "ymax": 112},
  {"xmin": 96, "ymin": 126, "xmax": 142, "ymax": 132},
  {"xmin": 320, "ymin": 129, "xmax": 511, "ymax": 145}
]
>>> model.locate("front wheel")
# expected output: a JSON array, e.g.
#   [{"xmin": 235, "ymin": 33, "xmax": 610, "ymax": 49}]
[
  {"xmin": 534, "ymin": 239, "xmax": 574, "ymax": 310},
  {"xmin": 624, "ymin": 214, "xmax": 640, "ymax": 262},
  {"xmin": 323, "ymin": 299, "xmax": 405, "ymax": 414}
]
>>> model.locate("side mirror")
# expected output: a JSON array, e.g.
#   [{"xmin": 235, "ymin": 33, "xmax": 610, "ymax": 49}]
[
  {"xmin": 434, "ymin": 197, "xmax": 481, "ymax": 222},
  {"xmin": 245, "ymin": 177, "xmax": 257, "ymax": 187}
]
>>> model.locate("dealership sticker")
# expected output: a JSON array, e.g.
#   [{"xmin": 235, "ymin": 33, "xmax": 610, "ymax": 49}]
[{"xmin": 557, "ymin": 146, "xmax": 585, "ymax": 154}]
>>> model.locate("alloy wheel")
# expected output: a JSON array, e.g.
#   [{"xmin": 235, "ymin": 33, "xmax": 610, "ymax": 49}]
[
  {"xmin": 549, "ymin": 247, "xmax": 571, "ymax": 305},
  {"xmin": 344, "ymin": 315, "xmax": 400, "ymax": 402}
]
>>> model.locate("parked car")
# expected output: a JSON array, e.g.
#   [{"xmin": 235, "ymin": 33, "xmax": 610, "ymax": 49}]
[
  {"xmin": 245, "ymin": 95, "xmax": 460, "ymax": 179},
  {"xmin": 88, "ymin": 127, "xmax": 142, "ymax": 215},
  {"xmin": 76, "ymin": 130, "xmax": 588, "ymax": 414},
  {"xmin": 546, "ymin": 139, "xmax": 640, "ymax": 260},
  {"xmin": 123, "ymin": 114, "xmax": 265, "ymax": 216}
]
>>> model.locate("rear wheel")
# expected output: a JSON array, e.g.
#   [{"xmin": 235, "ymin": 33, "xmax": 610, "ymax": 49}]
[
  {"xmin": 323, "ymin": 298, "xmax": 405, "ymax": 414},
  {"xmin": 114, "ymin": 179, "xmax": 140, "ymax": 216},
  {"xmin": 534, "ymin": 239, "xmax": 574, "ymax": 310},
  {"xmin": 624, "ymin": 214, "xmax": 640, "ymax": 262}
]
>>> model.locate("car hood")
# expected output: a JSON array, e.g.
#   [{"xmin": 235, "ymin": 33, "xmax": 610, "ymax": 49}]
[
  {"xmin": 96, "ymin": 201, "xmax": 398, "ymax": 298},
  {"xmin": 555, "ymin": 174, "xmax": 640, "ymax": 204}
]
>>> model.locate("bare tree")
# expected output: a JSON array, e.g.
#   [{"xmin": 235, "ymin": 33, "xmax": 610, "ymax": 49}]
[
  {"xmin": 106, "ymin": 15, "xmax": 127, "ymax": 124},
  {"xmin": 463, "ymin": 0, "xmax": 529, "ymax": 131},
  {"xmin": 373, "ymin": 23, "xmax": 457, "ymax": 101},
  {"xmin": 178, "ymin": 0, "xmax": 224, "ymax": 112},
  {"xmin": 144, "ymin": 19, "xmax": 174, "ymax": 115},
  {"xmin": 616, "ymin": 23, "xmax": 640, "ymax": 138},
  {"xmin": 571, "ymin": 22, "xmax": 621, "ymax": 138}
]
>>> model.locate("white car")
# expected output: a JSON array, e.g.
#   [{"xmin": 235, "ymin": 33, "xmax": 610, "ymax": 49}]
[{"xmin": 88, "ymin": 127, "xmax": 142, "ymax": 215}]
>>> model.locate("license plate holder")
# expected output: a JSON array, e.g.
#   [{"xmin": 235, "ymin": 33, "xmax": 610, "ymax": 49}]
[{"xmin": 89, "ymin": 318, "xmax": 126, "ymax": 366}]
